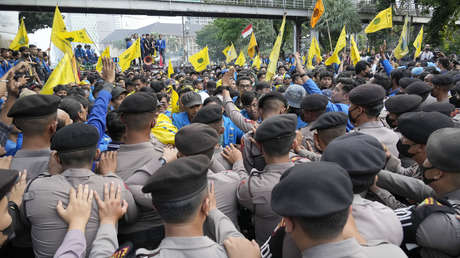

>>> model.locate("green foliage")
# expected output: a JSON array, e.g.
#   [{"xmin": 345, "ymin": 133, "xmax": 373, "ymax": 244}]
[{"xmin": 19, "ymin": 12, "xmax": 54, "ymax": 33}]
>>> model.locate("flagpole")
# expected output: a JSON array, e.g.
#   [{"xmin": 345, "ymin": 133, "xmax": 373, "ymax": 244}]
[{"xmin": 325, "ymin": 18, "xmax": 333, "ymax": 52}]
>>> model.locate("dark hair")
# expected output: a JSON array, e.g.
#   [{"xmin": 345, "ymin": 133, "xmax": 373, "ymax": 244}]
[
  {"xmin": 241, "ymin": 91, "xmax": 257, "ymax": 107},
  {"xmin": 13, "ymin": 113, "xmax": 57, "ymax": 136},
  {"xmin": 58, "ymin": 147, "xmax": 97, "ymax": 167},
  {"xmin": 261, "ymin": 134, "xmax": 295, "ymax": 157},
  {"xmin": 363, "ymin": 103, "xmax": 384, "ymax": 117},
  {"xmin": 390, "ymin": 69, "xmax": 408, "ymax": 86},
  {"xmin": 69, "ymin": 94, "xmax": 90, "ymax": 111},
  {"xmin": 257, "ymin": 72, "xmax": 266, "ymax": 81},
  {"xmin": 203, "ymin": 96, "xmax": 223, "ymax": 107},
  {"xmin": 106, "ymin": 111, "xmax": 125, "ymax": 142},
  {"xmin": 255, "ymin": 82, "xmax": 270, "ymax": 92},
  {"xmin": 355, "ymin": 61, "xmax": 370, "ymax": 75},
  {"xmin": 236, "ymin": 76, "xmax": 251, "ymax": 86},
  {"xmin": 438, "ymin": 57, "xmax": 450, "ymax": 69},
  {"xmin": 156, "ymin": 92, "xmax": 169, "ymax": 102},
  {"xmin": 121, "ymin": 112, "xmax": 156, "ymax": 131},
  {"xmin": 336, "ymin": 78, "xmax": 357, "ymax": 93},
  {"xmin": 319, "ymin": 71, "xmax": 333, "ymax": 80},
  {"xmin": 133, "ymin": 76, "xmax": 147, "ymax": 83},
  {"xmin": 92, "ymin": 81, "xmax": 105, "ymax": 98},
  {"xmin": 59, "ymin": 98, "xmax": 82, "ymax": 122},
  {"xmin": 150, "ymin": 80, "xmax": 165, "ymax": 93},
  {"xmin": 53, "ymin": 84, "xmax": 69, "ymax": 93},
  {"xmin": 317, "ymin": 125, "xmax": 347, "ymax": 146},
  {"xmin": 432, "ymin": 74, "xmax": 453, "ymax": 89},
  {"xmin": 154, "ymin": 187, "xmax": 207, "ymax": 224},
  {"xmin": 295, "ymin": 208, "xmax": 349, "ymax": 240},
  {"xmin": 372, "ymin": 73, "xmax": 391, "ymax": 91}
]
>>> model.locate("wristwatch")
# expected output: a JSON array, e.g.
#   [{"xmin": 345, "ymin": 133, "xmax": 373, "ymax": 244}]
[{"xmin": 159, "ymin": 157, "xmax": 167, "ymax": 166}]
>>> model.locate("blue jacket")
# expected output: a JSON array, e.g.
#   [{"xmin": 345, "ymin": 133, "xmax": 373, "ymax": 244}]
[
  {"xmin": 157, "ymin": 39, "xmax": 166, "ymax": 50},
  {"xmin": 297, "ymin": 115, "xmax": 308, "ymax": 129},
  {"xmin": 380, "ymin": 59, "xmax": 394, "ymax": 77},
  {"xmin": 302, "ymin": 79, "xmax": 354, "ymax": 131},
  {"xmin": 223, "ymin": 116, "xmax": 244, "ymax": 147},
  {"xmin": 87, "ymin": 89, "xmax": 111, "ymax": 149},
  {"xmin": 172, "ymin": 112, "xmax": 191, "ymax": 130},
  {"xmin": 75, "ymin": 48, "xmax": 85, "ymax": 59}
]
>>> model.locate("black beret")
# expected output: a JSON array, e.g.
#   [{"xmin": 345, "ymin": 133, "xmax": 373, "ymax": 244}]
[
  {"xmin": 349, "ymin": 84, "xmax": 385, "ymax": 106},
  {"xmin": 254, "ymin": 114, "xmax": 297, "ymax": 142},
  {"xmin": 0, "ymin": 169, "xmax": 19, "ymax": 200},
  {"xmin": 142, "ymin": 154, "xmax": 210, "ymax": 201},
  {"xmin": 321, "ymin": 132, "xmax": 386, "ymax": 176},
  {"xmin": 175, "ymin": 123, "xmax": 218, "ymax": 155},
  {"xmin": 399, "ymin": 78, "xmax": 421, "ymax": 89},
  {"xmin": 181, "ymin": 91, "xmax": 202, "ymax": 108},
  {"xmin": 384, "ymin": 94, "xmax": 423, "ymax": 114},
  {"xmin": 8, "ymin": 94, "xmax": 60, "ymax": 118},
  {"xmin": 192, "ymin": 104, "xmax": 222, "ymax": 124},
  {"xmin": 397, "ymin": 111, "xmax": 454, "ymax": 144},
  {"xmin": 426, "ymin": 128, "xmax": 460, "ymax": 173},
  {"xmin": 310, "ymin": 112, "xmax": 348, "ymax": 131},
  {"xmin": 118, "ymin": 92, "xmax": 157, "ymax": 113},
  {"xmin": 431, "ymin": 74, "xmax": 453, "ymax": 88},
  {"xmin": 405, "ymin": 81, "xmax": 432, "ymax": 96},
  {"xmin": 271, "ymin": 161, "xmax": 353, "ymax": 218},
  {"xmin": 300, "ymin": 94, "xmax": 328, "ymax": 111},
  {"xmin": 258, "ymin": 92, "xmax": 287, "ymax": 109},
  {"xmin": 421, "ymin": 102, "xmax": 455, "ymax": 117},
  {"xmin": 51, "ymin": 123, "xmax": 99, "ymax": 152}
]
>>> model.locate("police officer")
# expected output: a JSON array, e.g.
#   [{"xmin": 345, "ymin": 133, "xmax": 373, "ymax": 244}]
[
  {"xmin": 348, "ymin": 83, "xmax": 400, "ymax": 157},
  {"xmin": 299, "ymin": 94, "xmax": 328, "ymax": 149},
  {"xmin": 237, "ymin": 114, "xmax": 298, "ymax": 244},
  {"xmin": 384, "ymin": 94, "xmax": 423, "ymax": 129},
  {"xmin": 137, "ymin": 155, "xmax": 244, "ymax": 257},
  {"xmin": 270, "ymin": 162, "xmax": 407, "ymax": 258},
  {"xmin": 115, "ymin": 92, "xmax": 167, "ymax": 249},
  {"xmin": 321, "ymin": 133, "xmax": 403, "ymax": 245},
  {"xmin": 8, "ymin": 94, "xmax": 60, "ymax": 180},
  {"xmin": 23, "ymin": 123, "xmax": 137, "ymax": 257}
]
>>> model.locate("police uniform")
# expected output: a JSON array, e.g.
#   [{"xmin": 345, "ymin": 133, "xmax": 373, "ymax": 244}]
[
  {"xmin": 237, "ymin": 114, "xmax": 298, "ymax": 244},
  {"xmin": 7, "ymin": 94, "xmax": 61, "ymax": 181},
  {"xmin": 349, "ymin": 84, "xmax": 400, "ymax": 157},
  {"xmin": 23, "ymin": 123, "xmax": 137, "ymax": 258},
  {"xmin": 269, "ymin": 162, "xmax": 407, "ymax": 258},
  {"xmin": 384, "ymin": 94, "xmax": 423, "ymax": 129},
  {"xmin": 223, "ymin": 93, "xmax": 258, "ymax": 133},
  {"xmin": 137, "ymin": 155, "xmax": 243, "ymax": 258}
]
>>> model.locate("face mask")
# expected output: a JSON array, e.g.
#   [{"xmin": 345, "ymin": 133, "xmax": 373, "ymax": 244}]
[
  {"xmin": 385, "ymin": 115, "xmax": 397, "ymax": 129},
  {"xmin": 396, "ymin": 139, "xmax": 415, "ymax": 158}
]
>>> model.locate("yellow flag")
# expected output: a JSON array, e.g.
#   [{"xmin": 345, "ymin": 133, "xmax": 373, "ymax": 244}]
[
  {"xmin": 252, "ymin": 55, "xmax": 261, "ymax": 70},
  {"xmin": 58, "ymin": 29, "xmax": 93, "ymax": 44},
  {"xmin": 413, "ymin": 26, "xmax": 423, "ymax": 59},
  {"xmin": 248, "ymin": 32, "xmax": 258, "ymax": 58},
  {"xmin": 302, "ymin": 55, "xmax": 306, "ymax": 65},
  {"xmin": 168, "ymin": 59, "xmax": 174, "ymax": 78},
  {"xmin": 350, "ymin": 36, "xmax": 360, "ymax": 65},
  {"xmin": 169, "ymin": 86, "xmax": 180, "ymax": 113},
  {"xmin": 41, "ymin": 53, "xmax": 76, "ymax": 95},
  {"xmin": 365, "ymin": 7, "xmax": 392, "ymax": 33},
  {"xmin": 71, "ymin": 55, "xmax": 80, "ymax": 83},
  {"xmin": 118, "ymin": 38, "xmax": 141, "ymax": 72},
  {"xmin": 325, "ymin": 25, "xmax": 346, "ymax": 65},
  {"xmin": 307, "ymin": 36, "xmax": 322, "ymax": 69},
  {"xmin": 266, "ymin": 16, "xmax": 286, "ymax": 81},
  {"xmin": 96, "ymin": 46, "xmax": 110, "ymax": 73},
  {"xmin": 222, "ymin": 43, "xmax": 237, "ymax": 63},
  {"xmin": 189, "ymin": 46, "xmax": 210, "ymax": 72},
  {"xmin": 235, "ymin": 50, "xmax": 246, "ymax": 66},
  {"xmin": 310, "ymin": 0, "xmax": 325, "ymax": 28},
  {"xmin": 394, "ymin": 17, "xmax": 409, "ymax": 60},
  {"xmin": 9, "ymin": 19, "xmax": 29, "ymax": 51},
  {"xmin": 51, "ymin": 6, "xmax": 72, "ymax": 55}
]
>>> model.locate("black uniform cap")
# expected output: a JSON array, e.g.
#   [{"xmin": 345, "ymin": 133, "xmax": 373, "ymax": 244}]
[
  {"xmin": 384, "ymin": 94, "xmax": 423, "ymax": 114},
  {"xmin": 321, "ymin": 132, "xmax": 386, "ymax": 177},
  {"xmin": 51, "ymin": 123, "xmax": 99, "ymax": 152},
  {"xmin": 0, "ymin": 169, "xmax": 19, "ymax": 200},
  {"xmin": 300, "ymin": 94, "xmax": 328, "ymax": 111},
  {"xmin": 426, "ymin": 128, "xmax": 460, "ymax": 173},
  {"xmin": 310, "ymin": 112, "xmax": 348, "ymax": 131},
  {"xmin": 397, "ymin": 111, "xmax": 454, "ymax": 144},
  {"xmin": 175, "ymin": 123, "xmax": 218, "ymax": 155},
  {"xmin": 118, "ymin": 92, "xmax": 157, "ymax": 113},
  {"xmin": 8, "ymin": 94, "xmax": 60, "ymax": 118},
  {"xmin": 421, "ymin": 102, "xmax": 455, "ymax": 117},
  {"xmin": 181, "ymin": 91, "xmax": 202, "ymax": 108},
  {"xmin": 142, "ymin": 154, "xmax": 210, "ymax": 201},
  {"xmin": 192, "ymin": 104, "xmax": 222, "ymax": 124},
  {"xmin": 111, "ymin": 87, "xmax": 128, "ymax": 100},
  {"xmin": 271, "ymin": 161, "xmax": 353, "ymax": 218},
  {"xmin": 254, "ymin": 114, "xmax": 297, "ymax": 142},
  {"xmin": 399, "ymin": 78, "xmax": 421, "ymax": 89},
  {"xmin": 405, "ymin": 81, "xmax": 432, "ymax": 96},
  {"xmin": 349, "ymin": 84, "xmax": 385, "ymax": 106}
]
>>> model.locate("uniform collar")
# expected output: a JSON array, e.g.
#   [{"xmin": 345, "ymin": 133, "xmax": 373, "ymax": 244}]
[
  {"xmin": 14, "ymin": 148, "xmax": 51, "ymax": 158},
  {"xmin": 159, "ymin": 236, "xmax": 218, "ymax": 250},
  {"xmin": 301, "ymin": 238, "xmax": 362, "ymax": 258},
  {"xmin": 356, "ymin": 120, "xmax": 383, "ymax": 129},
  {"xmin": 118, "ymin": 141, "xmax": 154, "ymax": 152},
  {"xmin": 264, "ymin": 162, "xmax": 294, "ymax": 173},
  {"xmin": 61, "ymin": 168, "xmax": 94, "ymax": 177}
]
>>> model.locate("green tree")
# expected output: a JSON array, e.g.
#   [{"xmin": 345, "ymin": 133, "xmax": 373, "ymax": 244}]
[{"xmin": 19, "ymin": 12, "xmax": 54, "ymax": 33}]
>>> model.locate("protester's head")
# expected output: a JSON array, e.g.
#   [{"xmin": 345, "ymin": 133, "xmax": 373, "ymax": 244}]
[
  {"xmin": 292, "ymin": 73, "xmax": 303, "ymax": 85},
  {"xmin": 309, "ymin": 112, "xmax": 348, "ymax": 152},
  {"xmin": 371, "ymin": 73, "xmax": 391, "ymax": 92},
  {"xmin": 384, "ymin": 94, "xmax": 423, "ymax": 128},
  {"xmin": 390, "ymin": 69, "xmax": 408, "ymax": 88},
  {"xmin": 284, "ymin": 84, "xmax": 306, "ymax": 109},
  {"xmin": 431, "ymin": 74, "xmax": 453, "ymax": 99},
  {"xmin": 241, "ymin": 91, "xmax": 259, "ymax": 121},
  {"xmin": 106, "ymin": 111, "xmax": 126, "ymax": 143},
  {"xmin": 355, "ymin": 61, "xmax": 370, "ymax": 78},
  {"xmin": 257, "ymin": 72, "xmax": 266, "ymax": 82},
  {"xmin": 180, "ymin": 91, "xmax": 202, "ymax": 122},
  {"xmin": 59, "ymin": 97, "xmax": 86, "ymax": 123},
  {"xmin": 332, "ymin": 77, "xmax": 356, "ymax": 103},
  {"xmin": 254, "ymin": 114, "xmax": 297, "ymax": 159},
  {"xmin": 8, "ymin": 94, "xmax": 60, "ymax": 138},
  {"xmin": 319, "ymin": 71, "xmax": 333, "ymax": 89},
  {"xmin": 257, "ymin": 92, "xmax": 287, "ymax": 121},
  {"xmin": 236, "ymin": 76, "xmax": 252, "ymax": 94},
  {"xmin": 271, "ymin": 162, "xmax": 353, "ymax": 243},
  {"xmin": 133, "ymin": 76, "xmax": 147, "ymax": 91},
  {"xmin": 348, "ymin": 84, "xmax": 385, "ymax": 126},
  {"xmin": 51, "ymin": 123, "xmax": 100, "ymax": 169},
  {"xmin": 150, "ymin": 80, "xmax": 165, "ymax": 93},
  {"xmin": 300, "ymin": 94, "xmax": 328, "ymax": 123},
  {"xmin": 56, "ymin": 108, "xmax": 73, "ymax": 131},
  {"xmin": 118, "ymin": 92, "xmax": 158, "ymax": 133},
  {"xmin": 110, "ymin": 87, "xmax": 128, "ymax": 110},
  {"xmin": 437, "ymin": 57, "xmax": 450, "ymax": 70},
  {"xmin": 255, "ymin": 82, "xmax": 271, "ymax": 95},
  {"xmin": 53, "ymin": 85, "xmax": 69, "ymax": 98},
  {"xmin": 423, "ymin": 128, "xmax": 460, "ymax": 194},
  {"xmin": 322, "ymin": 133, "xmax": 386, "ymax": 193}
]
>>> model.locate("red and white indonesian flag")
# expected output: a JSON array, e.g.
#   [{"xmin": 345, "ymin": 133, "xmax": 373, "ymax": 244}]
[{"xmin": 241, "ymin": 24, "xmax": 253, "ymax": 38}]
